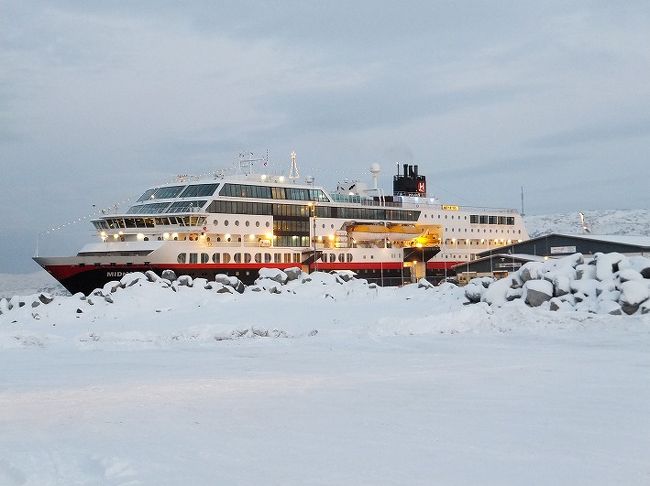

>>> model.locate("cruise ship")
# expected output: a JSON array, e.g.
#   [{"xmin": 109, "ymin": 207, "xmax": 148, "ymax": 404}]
[{"xmin": 34, "ymin": 155, "xmax": 529, "ymax": 294}]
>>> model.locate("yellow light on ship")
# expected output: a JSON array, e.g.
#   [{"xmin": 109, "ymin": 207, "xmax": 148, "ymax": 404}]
[
  {"xmin": 113, "ymin": 234, "xmax": 119, "ymax": 240},
  {"xmin": 261, "ymin": 174, "xmax": 267, "ymax": 181},
  {"xmin": 225, "ymin": 233, "xmax": 231, "ymax": 239},
  {"xmin": 163, "ymin": 232, "xmax": 170, "ymax": 240},
  {"xmin": 249, "ymin": 234, "xmax": 255, "ymax": 240},
  {"xmin": 136, "ymin": 233, "xmax": 145, "ymax": 241},
  {"xmin": 416, "ymin": 242, "xmax": 423, "ymax": 248},
  {"xmin": 172, "ymin": 232, "xmax": 179, "ymax": 239},
  {"xmin": 328, "ymin": 235, "xmax": 335, "ymax": 241},
  {"xmin": 118, "ymin": 231, "xmax": 124, "ymax": 235},
  {"xmin": 100, "ymin": 231, "xmax": 107, "ymax": 237},
  {"xmin": 265, "ymin": 232, "xmax": 273, "ymax": 239}
]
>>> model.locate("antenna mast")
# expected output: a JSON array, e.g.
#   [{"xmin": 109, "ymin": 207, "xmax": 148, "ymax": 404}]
[
  {"xmin": 289, "ymin": 150, "xmax": 300, "ymax": 182},
  {"xmin": 520, "ymin": 186, "xmax": 525, "ymax": 216}
]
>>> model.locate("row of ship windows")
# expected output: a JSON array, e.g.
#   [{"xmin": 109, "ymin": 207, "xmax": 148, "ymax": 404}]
[
  {"xmin": 95, "ymin": 216, "xmax": 208, "ymax": 230},
  {"xmin": 422, "ymin": 213, "xmax": 516, "ymax": 225},
  {"xmin": 177, "ymin": 252, "xmax": 354, "ymax": 264},
  {"xmin": 220, "ymin": 183, "xmax": 330, "ymax": 202},
  {"xmin": 208, "ymin": 200, "xmax": 419, "ymax": 221},
  {"xmin": 446, "ymin": 227, "xmax": 522, "ymax": 234},
  {"xmin": 443, "ymin": 239, "xmax": 516, "ymax": 245}
]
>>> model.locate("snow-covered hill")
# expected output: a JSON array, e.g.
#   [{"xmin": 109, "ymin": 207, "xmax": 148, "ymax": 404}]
[
  {"xmin": 525, "ymin": 209, "xmax": 650, "ymax": 237},
  {"xmin": 0, "ymin": 271, "xmax": 67, "ymax": 300}
]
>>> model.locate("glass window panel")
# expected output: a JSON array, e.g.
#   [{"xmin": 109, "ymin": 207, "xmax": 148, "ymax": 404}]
[
  {"xmin": 152, "ymin": 186, "xmax": 185, "ymax": 199},
  {"xmin": 179, "ymin": 184, "xmax": 219, "ymax": 198}
]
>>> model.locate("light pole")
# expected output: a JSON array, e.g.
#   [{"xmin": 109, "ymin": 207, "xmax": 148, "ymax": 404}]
[{"xmin": 308, "ymin": 202, "xmax": 316, "ymax": 272}]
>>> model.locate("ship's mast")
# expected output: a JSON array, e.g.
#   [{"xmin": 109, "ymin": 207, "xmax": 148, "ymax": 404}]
[{"xmin": 289, "ymin": 150, "xmax": 300, "ymax": 183}]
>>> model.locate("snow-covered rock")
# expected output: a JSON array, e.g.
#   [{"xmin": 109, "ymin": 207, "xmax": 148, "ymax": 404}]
[
  {"xmin": 523, "ymin": 279, "xmax": 553, "ymax": 307},
  {"xmin": 481, "ymin": 278, "xmax": 512, "ymax": 307},
  {"xmin": 258, "ymin": 268, "xmax": 288, "ymax": 284},
  {"xmin": 619, "ymin": 280, "xmax": 650, "ymax": 315}
]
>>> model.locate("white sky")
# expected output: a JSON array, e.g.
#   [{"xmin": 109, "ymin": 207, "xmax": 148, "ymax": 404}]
[{"xmin": 1, "ymin": 1, "xmax": 649, "ymax": 272}]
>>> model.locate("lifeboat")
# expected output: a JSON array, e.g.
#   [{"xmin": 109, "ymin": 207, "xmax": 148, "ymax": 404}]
[{"xmin": 347, "ymin": 224, "xmax": 424, "ymax": 242}]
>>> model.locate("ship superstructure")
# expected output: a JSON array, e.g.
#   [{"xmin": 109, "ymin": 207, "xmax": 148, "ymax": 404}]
[{"xmin": 34, "ymin": 158, "xmax": 528, "ymax": 294}]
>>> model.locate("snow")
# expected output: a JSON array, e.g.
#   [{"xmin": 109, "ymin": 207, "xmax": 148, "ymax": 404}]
[
  {"xmin": 1, "ymin": 267, "xmax": 650, "ymax": 485},
  {"xmin": 525, "ymin": 209, "xmax": 650, "ymax": 237}
]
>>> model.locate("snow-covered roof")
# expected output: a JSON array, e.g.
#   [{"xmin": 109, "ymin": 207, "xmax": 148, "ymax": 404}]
[{"xmin": 552, "ymin": 233, "xmax": 650, "ymax": 248}]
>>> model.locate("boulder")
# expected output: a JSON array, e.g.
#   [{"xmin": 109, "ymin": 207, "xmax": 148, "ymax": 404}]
[
  {"xmin": 258, "ymin": 268, "xmax": 288, "ymax": 284},
  {"xmin": 482, "ymin": 277, "xmax": 512, "ymax": 306},
  {"xmin": 417, "ymin": 278, "xmax": 434, "ymax": 289},
  {"xmin": 505, "ymin": 287, "xmax": 523, "ymax": 301},
  {"xmin": 38, "ymin": 292, "xmax": 54, "ymax": 304},
  {"xmin": 103, "ymin": 280, "xmax": 121, "ymax": 295},
  {"xmin": 524, "ymin": 279, "xmax": 554, "ymax": 307},
  {"xmin": 553, "ymin": 275, "xmax": 571, "ymax": 297},
  {"xmin": 549, "ymin": 297, "xmax": 573, "ymax": 312},
  {"xmin": 284, "ymin": 267, "xmax": 302, "ymax": 281},
  {"xmin": 464, "ymin": 282, "xmax": 484, "ymax": 303},
  {"xmin": 641, "ymin": 267, "xmax": 650, "ymax": 279},
  {"xmin": 213, "ymin": 274, "xmax": 245, "ymax": 293},
  {"xmin": 619, "ymin": 280, "xmax": 650, "ymax": 315},
  {"xmin": 104, "ymin": 295, "xmax": 114, "ymax": 304},
  {"xmin": 161, "ymin": 269, "xmax": 177, "ymax": 281},
  {"xmin": 519, "ymin": 262, "xmax": 543, "ymax": 282},
  {"xmin": 594, "ymin": 252, "xmax": 624, "ymax": 282},
  {"xmin": 618, "ymin": 269, "xmax": 643, "ymax": 283},
  {"xmin": 120, "ymin": 272, "xmax": 146, "ymax": 288},
  {"xmin": 576, "ymin": 263, "xmax": 597, "ymax": 280},
  {"xmin": 145, "ymin": 270, "xmax": 159, "ymax": 282},
  {"xmin": 598, "ymin": 300, "xmax": 622, "ymax": 316},
  {"xmin": 330, "ymin": 270, "xmax": 356, "ymax": 282},
  {"xmin": 177, "ymin": 275, "xmax": 193, "ymax": 287}
]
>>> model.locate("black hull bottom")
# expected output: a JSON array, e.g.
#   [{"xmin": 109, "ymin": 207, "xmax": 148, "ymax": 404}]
[{"xmin": 48, "ymin": 266, "xmax": 414, "ymax": 296}]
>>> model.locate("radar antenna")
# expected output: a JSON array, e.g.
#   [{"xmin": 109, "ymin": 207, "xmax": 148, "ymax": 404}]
[
  {"xmin": 289, "ymin": 150, "xmax": 300, "ymax": 182},
  {"xmin": 239, "ymin": 152, "xmax": 264, "ymax": 175}
]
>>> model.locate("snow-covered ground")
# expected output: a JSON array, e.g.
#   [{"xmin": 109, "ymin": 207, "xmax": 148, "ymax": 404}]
[{"xmin": 1, "ymin": 268, "xmax": 650, "ymax": 485}]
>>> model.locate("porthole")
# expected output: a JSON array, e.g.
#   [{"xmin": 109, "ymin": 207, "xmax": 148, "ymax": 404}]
[
  {"xmin": 234, "ymin": 253, "xmax": 242, "ymax": 263},
  {"xmin": 245, "ymin": 221, "xmax": 250, "ymax": 227},
  {"xmin": 223, "ymin": 253, "xmax": 231, "ymax": 263},
  {"xmin": 235, "ymin": 220, "xmax": 240, "ymax": 226},
  {"xmin": 224, "ymin": 220, "xmax": 229, "ymax": 226},
  {"xmin": 244, "ymin": 253, "xmax": 252, "ymax": 263},
  {"xmin": 177, "ymin": 253, "xmax": 186, "ymax": 264},
  {"xmin": 213, "ymin": 220, "xmax": 218, "ymax": 225},
  {"xmin": 212, "ymin": 253, "xmax": 220, "ymax": 263},
  {"xmin": 265, "ymin": 221, "xmax": 270, "ymax": 228},
  {"xmin": 255, "ymin": 221, "xmax": 260, "ymax": 227}
]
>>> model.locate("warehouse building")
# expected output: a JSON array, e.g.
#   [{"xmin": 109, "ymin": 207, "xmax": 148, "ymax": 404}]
[{"xmin": 452, "ymin": 233, "xmax": 650, "ymax": 283}]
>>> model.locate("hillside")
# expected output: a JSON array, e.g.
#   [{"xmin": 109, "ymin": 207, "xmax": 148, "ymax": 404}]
[{"xmin": 525, "ymin": 209, "xmax": 650, "ymax": 237}]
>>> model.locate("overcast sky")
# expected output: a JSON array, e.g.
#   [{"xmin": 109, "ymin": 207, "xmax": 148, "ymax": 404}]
[{"xmin": 2, "ymin": 0, "xmax": 649, "ymax": 272}]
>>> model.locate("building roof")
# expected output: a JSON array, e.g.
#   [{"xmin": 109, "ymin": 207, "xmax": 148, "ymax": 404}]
[
  {"xmin": 551, "ymin": 233, "xmax": 650, "ymax": 247},
  {"xmin": 478, "ymin": 232, "xmax": 650, "ymax": 258},
  {"xmin": 452, "ymin": 253, "xmax": 545, "ymax": 270}
]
